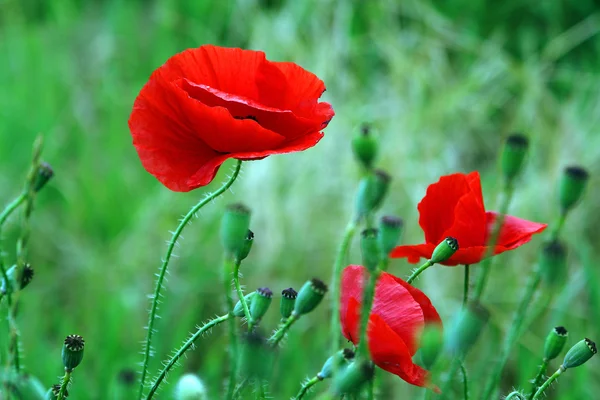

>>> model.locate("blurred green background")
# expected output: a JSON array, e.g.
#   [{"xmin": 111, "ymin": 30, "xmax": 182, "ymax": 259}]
[{"xmin": 1, "ymin": 0, "xmax": 599, "ymax": 398}]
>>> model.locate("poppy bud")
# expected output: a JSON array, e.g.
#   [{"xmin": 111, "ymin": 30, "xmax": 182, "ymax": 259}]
[
  {"xmin": 418, "ymin": 323, "xmax": 444, "ymax": 369},
  {"xmin": 331, "ymin": 360, "xmax": 374, "ymax": 395},
  {"xmin": 539, "ymin": 240, "xmax": 567, "ymax": 288},
  {"xmin": 355, "ymin": 169, "xmax": 391, "ymax": 218},
  {"xmin": 1, "ymin": 264, "xmax": 34, "ymax": 294},
  {"xmin": 501, "ymin": 134, "xmax": 529, "ymax": 181},
  {"xmin": 505, "ymin": 391, "xmax": 526, "ymax": 399},
  {"xmin": 317, "ymin": 348, "xmax": 355, "ymax": 380},
  {"xmin": 351, "ymin": 124, "xmax": 378, "ymax": 170},
  {"xmin": 175, "ymin": 373, "xmax": 207, "ymax": 400},
  {"xmin": 33, "ymin": 162, "xmax": 54, "ymax": 192},
  {"xmin": 430, "ymin": 237, "xmax": 459, "ymax": 264},
  {"xmin": 360, "ymin": 229, "xmax": 381, "ymax": 272},
  {"xmin": 237, "ymin": 230, "xmax": 254, "ymax": 262},
  {"xmin": 561, "ymin": 338, "xmax": 597, "ymax": 370},
  {"xmin": 445, "ymin": 301, "xmax": 489, "ymax": 356},
  {"xmin": 559, "ymin": 166, "xmax": 589, "ymax": 213},
  {"xmin": 62, "ymin": 334, "xmax": 84, "ymax": 370},
  {"xmin": 250, "ymin": 287, "xmax": 273, "ymax": 322},
  {"xmin": 233, "ymin": 292, "xmax": 255, "ymax": 317},
  {"xmin": 293, "ymin": 278, "xmax": 328, "ymax": 316},
  {"xmin": 379, "ymin": 216, "xmax": 403, "ymax": 256},
  {"xmin": 544, "ymin": 326, "xmax": 568, "ymax": 361},
  {"xmin": 280, "ymin": 288, "xmax": 297, "ymax": 319},
  {"xmin": 239, "ymin": 331, "xmax": 274, "ymax": 379},
  {"xmin": 220, "ymin": 203, "xmax": 251, "ymax": 258}
]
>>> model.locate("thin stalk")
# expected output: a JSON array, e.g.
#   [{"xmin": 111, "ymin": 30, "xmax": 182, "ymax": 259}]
[
  {"xmin": 463, "ymin": 265, "xmax": 470, "ymax": 307},
  {"xmin": 254, "ymin": 379, "xmax": 265, "ymax": 400},
  {"xmin": 532, "ymin": 368, "xmax": 563, "ymax": 400},
  {"xmin": 138, "ymin": 160, "xmax": 242, "ymax": 398},
  {"xmin": 232, "ymin": 259, "xmax": 251, "ymax": 326},
  {"xmin": 146, "ymin": 314, "xmax": 229, "ymax": 399},
  {"xmin": 528, "ymin": 359, "xmax": 549, "ymax": 400},
  {"xmin": 459, "ymin": 360, "xmax": 469, "ymax": 400},
  {"xmin": 224, "ymin": 257, "xmax": 238, "ymax": 400},
  {"xmin": 56, "ymin": 369, "xmax": 72, "ymax": 400},
  {"xmin": 439, "ymin": 359, "xmax": 461, "ymax": 400},
  {"xmin": 367, "ymin": 373, "xmax": 374, "ymax": 400},
  {"xmin": 0, "ymin": 193, "xmax": 27, "ymax": 227},
  {"xmin": 406, "ymin": 260, "xmax": 433, "ymax": 284},
  {"xmin": 269, "ymin": 314, "xmax": 299, "ymax": 346},
  {"xmin": 294, "ymin": 376, "xmax": 320, "ymax": 400},
  {"xmin": 356, "ymin": 270, "xmax": 379, "ymax": 359}
]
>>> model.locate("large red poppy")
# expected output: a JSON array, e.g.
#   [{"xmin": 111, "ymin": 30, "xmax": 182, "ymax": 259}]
[
  {"xmin": 340, "ymin": 265, "xmax": 442, "ymax": 391},
  {"xmin": 391, "ymin": 171, "xmax": 547, "ymax": 266},
  {"xmin": 129, "ymin": 45, "xmax": 334, "ymax": 192}
]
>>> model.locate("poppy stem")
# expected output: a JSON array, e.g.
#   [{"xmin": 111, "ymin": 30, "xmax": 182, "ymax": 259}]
[
  {"xmin": 527, "ymin": 359, "xmax": 549, "ymax": 400},
  {"xmin": 294, "ymin": 376, "xmax": 321, "ymax": 399},
  {"xmin": 463, "ymin": 265, "xmax": 470, "ymax": 307},
  {"xmin": 232, "ymin": 259, "xmax": 251, "ymax": 327},
  {"xmin": 532, "ymin": 368, "xmax": 563, "ymax": 400},
  {"xmin": 356, "ymin": 268, "xmax": 380, "ymax": 359},
  {"xmin": 268, "ymin": 314, "xmax": 299, "ymax": 346},
  {"xmin": 138, "ymin": 159, "xmax": 242, "ymax": 399},
  {"xmin": 406, "ymin": 260, "xmax": 433, "ymax": 284},
  {"xmin": 224, "ymin": 256, "xmax": 239, "ymax": 400},
  {"xmin": 459, "ymin": 360, "xmax": 469, "ymax": 400},
  {"xmin": 56, "ymin": 368, "xmax": 72, "ymax": 400}
]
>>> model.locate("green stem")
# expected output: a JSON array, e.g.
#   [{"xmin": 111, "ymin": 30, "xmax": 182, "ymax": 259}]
[
  {"xmin": 138, "ymin": 160, "xmax": 242, "ymax": 399},
  {"xmin": 367, "ymin": 372, "xmax": 374, "ymax": 400},
  {"xmin": 459, "ymin": 360, "xmax": 469, "ymax": 400},
  {"xmin": 254, "ymin": 379, "xmax": 265, "ymax": 400},
  {"xmin": 232, "ymin": 378, "xmax": 248, "ymax": 399},
  {"xmin": 528, "ymin": 359, "xmax": 549, "ymax": 400},
  {"xmin": 357, "ymin": 269, "xmax": 379, "ymax": 359},
  {"xmin": 532, "ymin": 368, "xmax": 563, "ymax": 400},
  {"xmin": 269, "ymin": 314, "xmax": 299, "ymax": 346},
  {"xmin": 294, "ymin": 376, "xmax": 320, "ymax": 400},
  {"xmin": 56, "ymin": 369, "xmax": 72, "ymax": 400},
  {"xmin": 0, "ymin": 192, "xmax": 27, "ymax": 306},
  {"xmin": 224, "ymin": 257, "xmax": 238, "ymax": 400},
  {"xmin": 439, "ymin": 359, "xmax": 461, "ymax": 400},
  {"xmin": 146, "ymin": 314, "xmax": 229, "ymax": 399},
  {"xmin": 406, "ymin": 260, "xmax": 433, "ymax": 284},
  {"xmin": 232, "ymin": 260, "xmax": 251, "ymax": 327},
  {"xmin": 0, "ymin": 193, "xmax": 27, "ymax": 227},
  {"xmin": 463, "ymin": 265, "xmax": 470, "ymax": 307},
  {"xmin": 551, "ymin": 212, "xmax": 566, "ymax": 241}
]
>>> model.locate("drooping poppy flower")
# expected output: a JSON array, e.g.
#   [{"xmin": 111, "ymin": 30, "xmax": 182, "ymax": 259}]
[
  {"xmin": 340, "ymin": 265, "xmax": 442, "ymax": 391},
  {"xmin": 129, "ymin": 45, "xmax": 334, "ymax": 192},
  {"xmin": 391, "ymin": 171, "xmax": 547, "ymax": 266}
]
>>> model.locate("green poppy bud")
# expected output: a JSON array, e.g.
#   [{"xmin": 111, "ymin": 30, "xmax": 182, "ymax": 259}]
[
  {"xmin": 233, "ymin": 292, "xmax": 255, "ymax": 317},
  {"xmin": 561, "ymin": 338, "xmax": 597, "ymax": 369},
  {"xmin": 378, "ymin": 216, "xmax": 403, "ymax": 256},
  {"xmin": 317, "ymin": 348, "xmax": 355, "ymax": 380},
  {"xmin": 33, "ymin": 162, "xmax": 54, "ymax": 193},
  {"xmin": 544, "ymin": 326, "xmax": 568, "ymax": 361},
  {"xmin": 175, "ymin": 373, "xmax": 207, "ymax": 400},
  {"xmin": 355, "ymin": 169, "xmax": 391, "ymax": 218},
  {"xmin": 1, "ymin": 264, "xmax": 34, "ymax": 294},
  {"xmin": 236, "ymin": 230, "xmax": 254, "ymax": 262},
  {"xmin": 293, "ymin": 278, "xmax": 328, "ymax": 316},
  {"xmin": 351, "ymin": 124, "xmax": 378, "ymax": 170},
  {"xmin": 559, "ymin": 166, "xmax": 589, "ymax": 213},
  {"xmin": 430, "ymin": 237, "xmax": 459, "ymax": 264},
  {"xmin": 250, "ymin": 287, "xmax": 273, "ymax": 322},
  {"xmin": 220, "ymin": 203, "xmax": 251, "ymax": 258},
  {"xmin": 280, "ymin": 288, "xmax": 297, "ymax": 319},
  {"xmin": 239, "ymin": 331, "xmax": 274, "ymax": 379},
  {"xmin": 62, "ymin": 334, "xmax": 84, "ymax": 371},
  {"xmin": 418, "ymin": 323, "xmax": 444, "ymax": 369},
  {"xmin": 501, "ymin": 134, "xmax": 529, "ymax": 181},
  {"xmin": 539, "ymin": 240, "xmax": 567, "ymax": 288},
  {"xmin": 360, "ymin": 229, "xmax": 380, "ymax": 272},
  {"xmin": 331, "ymin": 360, "xmax": 374, "ymax": 395},
  {"xmin": 445, "ymin": 301, "xmax": 489, "ymax": 356}
]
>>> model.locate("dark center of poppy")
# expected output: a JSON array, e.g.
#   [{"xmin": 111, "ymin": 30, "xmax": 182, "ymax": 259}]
[{"xmin": 234, "ymin": 115, "xmax": 258, "ymax": 122}]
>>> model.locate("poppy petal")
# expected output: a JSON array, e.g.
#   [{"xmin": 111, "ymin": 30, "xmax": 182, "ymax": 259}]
[
  {"xmin": 441, "ymin": 179, "xmax": 487, "ymax": 248},
  {"xmin": 389, "ymin": 244, "xmax": 436, "ymax": 264},
  {"xmin": 388, "ymin": 275, "xmax": 443, "ymax": 326},
  {"xmin": 486, "ymin": 212, "xmax": 548, "ymax": 249},
  {"xmin": 341, "ymin": 296, "xmax": 361, "ymax": 343}
]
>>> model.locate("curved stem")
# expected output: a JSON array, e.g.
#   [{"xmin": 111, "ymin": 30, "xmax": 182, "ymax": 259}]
[
  {"xmin": 56, "ymin": 369, "xmax": 72, "ymax": 400},
  {"xmin": 532, "ymin": 368, "xmax": 563, "ymax": 399},
  {"xmin": 406, "ymin": 260, "xmax": 433, "ymax": 284},
  {"xmin": 463, "ymin": 265, "xmax": 470, "ymax": 307},
  {"xmin": 232, "ymin": 260, "xmax": 251, "ymax": 326},
  {"xmin": 224, "ymin": 257, "xmax": 238, "ymax": 400},
  {"xmin": 138, "ymin": 160, "xmax": 242, "ymax": 399},
  {"xmin": 146, "ymin": 314, "xmax": 229, "ymax": 399},
  {"xmin": 528, "ymin": 359, "xmax": 549, "ymax": 400},
  {"xmin": 459, "ymin": 360, "xmax": 469, "ymax": 400},
  {"xmin": 0, "ymin": 193, "xmax": 27, "ymax": 227},
  {"xmin": 294, "ymin": 376, "xmax": 320, "ymax": 400},
  {"xmin": 269, "ymin": 314, "xmax": 298, "ymax": 346}
]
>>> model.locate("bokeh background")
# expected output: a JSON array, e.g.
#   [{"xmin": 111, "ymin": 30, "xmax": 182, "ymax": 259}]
[{"xmin": 1, "ymin": 0, "xmax": 599, "ymax": 398}]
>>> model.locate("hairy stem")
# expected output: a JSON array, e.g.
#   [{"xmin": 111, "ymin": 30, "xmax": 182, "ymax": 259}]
[
  {"xmin": 224, "ymin": 257, "xmax": 238, "ymax": 400},
  {"xmin": 528, "ymin": 359, "xmax": 549, "ymax": 400},
  {"xmin": 294, "ymin": 376, "xmax": 320, "ymax": 400},
  {"xmin": 268, "ymin": 314, "xmax": 299, "ymax": 346},
  {"xmin": 532, "ymin": 368, "xmax": 563, "ymax": 400},
  {"xmin": 459, "ymin": 360, "xmax": 469, "ymax": 400},
  {"xmin": 406, "ymin": 260, "xmax": 433, "ymax": 284},
  {"xmin": 56, "ymin": 369, "xmax": 72, "ymax": 400},
  {"xmin": 356, "ymin": 269, "xmax": 379, "ymax": 359},
  {"xmin": 232, "ymin": 259, "xmax": 251, "ymax": 326}
]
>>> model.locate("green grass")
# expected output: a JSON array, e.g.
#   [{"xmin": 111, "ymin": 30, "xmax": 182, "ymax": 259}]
[{"xmin": 0, "ymin": 0, "xmax": 599, "ymax": 398}]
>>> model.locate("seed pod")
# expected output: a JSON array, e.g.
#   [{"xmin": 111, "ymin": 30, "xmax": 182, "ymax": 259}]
[
  {"xmin": 378, "ymin": 216, "xmax": 403, "ymax": 256},
  {"xmin": 293, "ymin": 279, "xmax": 328, "ymax": 316},
  {"xmin": 562, "ymin": 338, "xmax": 597, "ymax": 369},
  {"xmin": 355, "ymin": 169, "xmax": 391, "ymax": 218},
  {"xmin": 33, "ymin": 162, "xmax": 54, "ymax": 192},
  {"xmin": 280, "ymin": 288, "xmax": 297, "ymax": 319},
  {"xmin": 559, "ymin": 166, "xmax": 589, "ymax": 213},
  {"xmin": 62, "ymin": 334, "xmax": 85, "ymax": 370},
  {"xmin": 237, "ymin": 230, "xmax": 254, "ymax": 262},
  {"xmin": 544, "ymin": 326, "xmax": 568, "ymax": 361},
  {"xmin": 351, "ymin": 124, "xmax": 378, "ymax": 170},
  {"xmin": 250, "ymin": 287, "xmax": 273, "ymax": 322},
  {"xmin": 501, "ymin": 134, "xmax": 529, "ymax": 181},
  {"xmin": 175, "ymin": 373, "xmax": 207, "ymax": 400},
  {"xmin": 317, "ymin": 348, "xmax": 355, "ymax": 380},
  {"xmin": 220, "ymin": 204, "xmax": 251, "ymax": 258},
  {"xmin": 418, "ymin": 323, "xmax": 444, "ymax": 369},
  {"xmin": 233, "ymin": 292, "xmax": 255, "ymax": 317},
  {"xmin": 539, "ymin": 240, "xmax": 567, "ymax": 288},
  {"xmin": 430, "ymin": 237, "xmax": 459, "ymax": 264},
  {"xmin": 445, "ymin": 301, "xmax": 489, "ymax": 356},
  {"xmin": 331, "ymin": 360, "xmax": 374, "ymax": 395},
  {"xmin": 360, "ymin": 229, "xmax": 380, "ymax": 272}
]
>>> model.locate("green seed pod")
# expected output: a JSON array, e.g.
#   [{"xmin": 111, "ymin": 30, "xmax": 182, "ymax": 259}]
[
  {"xmin": 501, "ymin": 134, "xmax": 529, "ymax": 181},
  {"xmin": 378, "ymin": 216, "xmax": 403, "ymax": 256},
  {"xmin": 544, "ymin": 326, "xmax": 568, "ymax": 361},
  {"xmin": 239, "ymin": 331, "xmax": 274, "ymax": 379},
  {"xmin": 561, "ymin": 338, "xmax": 597, "ymax": 369},
  {"xmin": 62, "ymin": 334, "xmax": 85, "ymax": 370},
  {"xmin": 351, "ymin": 124, "xmax": 378, "ymax": 170},
  {"xmin": 293, "ymin": 278, "xmax": 328, "ymax": 316},
  {"xmin": 445, "ymin": 301, "xmax": 489, "ymax": 356},
  {"xmin": 360, "ymin": 229, "xmax": 380, "ymax": 272},
  {"xmin": 0, "ymin": 264, "xmax": 33, "ymax": 294},
  {"xmin": 430, "ymin": 237, "xmax": 459, "ymax": 264},
  {"xmin": 175, "ymin": 373, "xmax": 207, "ymax": 400},
  {"xmin": 331, "ymin": 360, "xmax": 374, "ymax": 395},
  {"xmin": 559, "ymin": 166, "xmax": 589, "ymax": 213},
  {"xmin": 418, "ymin": 323, "xmax": 444, "ymax": 369},
  {"xmin": 250, "ymin": 287, "xmax": 273, "ymax": 322},
  {"xmin": 539, "ymin": 240, "xmax": 568, "ymax": 288},
  {"xmin": 355, "ymin": 169, "xmax": 391, "ymax": 218},
  {"xmin": 220, "ymin": 204, "xmax": 251, "ymax": 258},
  {"xmin": 317, "ymin": 348, "xmax": 355, "ymax": 380},
  {"xmin": 33, "ymin": 162, "xmax": 54, "ymax": 192},
  {"xmin": 236, "ymin": 230, "xmax": 254, "ymax": 262},
  {"xmin": 233, "ymin": 292, "xmax": 255, "ymax": 317},
  {"xmin": 280, "ymin": 288, "xmax": 297, "ymax": 319}
]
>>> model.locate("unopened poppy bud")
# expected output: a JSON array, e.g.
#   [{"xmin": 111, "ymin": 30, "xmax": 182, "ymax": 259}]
[
  {"xmin": 539, "ymin": 240, "xmax": 567, "ymax": 288},
  {"xmin": 33, "ymin": 162, "xmax": 54, "ymax": 192},
  {"xmin": 293, "ymin": 278, "xmax": 328, "ymax": 316},
  {"xmin": 379, "ymin": 216, "xmax": 403, "ymax": 256},
  {"xmin": 331, "ymin": 360, "xmax": 374, "ymax": 395},
  {"xmin": 559, "ymin": 166, "xmax": 589, "ymax": 213},
  {"xmin": 351, "ymin": 124, "xmax": 378, "ymax": 170},
  {"xmin": 62, "ymin": 334, "xmax": 84, "ymax": 370},
  {"xmin": 360, "ymin": 229, "xmax": 380, "ymax": 272},
  {"xmin": 561, "ymin": 338, "xmax": 597, "ymax": 369},
  {"xmin": 1, "ymin": 264, "xmax": 33, "ymax": 294},
  {"xmin": 175, "ymin": 373, "xmax": 207, "ymax": 400},
  {"xmin": 237, "ymin": 230, "xmax": 254, "ymax": 262},
  {"xmin": 430, "ymin": 237, "xmax": 459, "ymax": 264},
  {"xmin": 317, "ymin": 348, "xmax": 355, "ymax": 380},
  {"xmin": 355, "ymin": 169, "xmax": 391, "ymax": 218},
  {"xmin": 250, "ymin": 287, "xmax": 273, "ymax": 322},
  {"xmin": 239, "ymin": 331, "xmax": 274, "ymax": 379},
  {"xmin": 544, "ymin": 326, "xmax": 568, "ymax": 361},
  {"xmin": 501, "ymin": 134, "xmax": 529, "ymax": 181},
  {"xmin": 280, "ymin": 288, "xmax": 297, "ymax": 319},
  {"xmin": 220, "ymin": 203, "xmax": 251, "ymax": 258},
  {"xmin": 418, "ymin": 323, "xmax": 444, "ymax": 369},
  {"xmin": 445, "ymin": 301, "xmax": 489, "ymax": 356},
  {"xmin": 233, "ymin": 292, "xmax": 255, "ymax": 317}
]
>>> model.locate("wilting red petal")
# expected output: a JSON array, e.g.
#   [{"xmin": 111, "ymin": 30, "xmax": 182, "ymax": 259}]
[{"xmin": 487, "ymin": 212, "xmax": 548, "ymax": 249}]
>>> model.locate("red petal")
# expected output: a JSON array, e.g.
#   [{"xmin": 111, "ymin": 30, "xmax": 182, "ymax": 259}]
[
  {"xmin": 273, "ymin": 62, "xmax": 332, "ymax": 118},
  {"xmin": 486, "ymin": 212, "xmax": 547, "ymax": 249},
  {"xmin": 389, "ymin": 244, "xmax": 436, "ymax": 264},
  {"xmin": 341, "ymin": 296, "xmax": 361, "ymax": 343},
  {"xmin": 388, "ymin": 275, "xmax": 442, "ymax": 327}
]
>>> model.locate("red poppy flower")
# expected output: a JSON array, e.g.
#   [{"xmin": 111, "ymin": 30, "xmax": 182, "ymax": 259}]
[
  {"xmin": 129, "ymin": 45, "xmax": 334, "ymax": 192},
  {"xmin": 340, "ymin": 265, "xmax": 442, "ymax": 391},
  {"xmin": 391, "ymin": 171, "xmax": 547, "ymax": 266}
]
